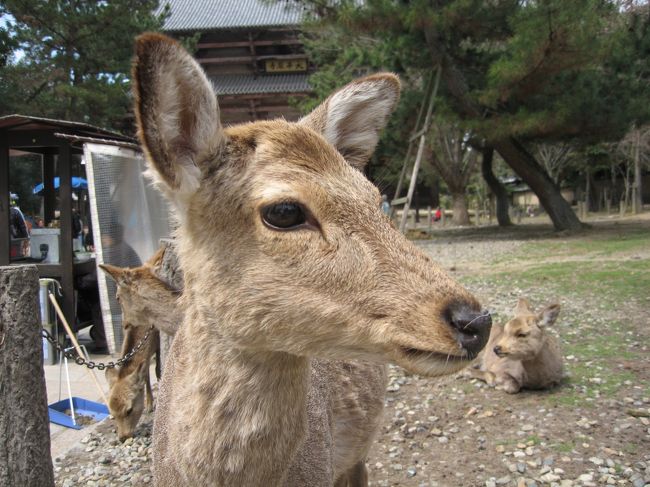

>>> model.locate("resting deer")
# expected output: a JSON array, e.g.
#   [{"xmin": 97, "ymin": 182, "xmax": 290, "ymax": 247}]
[
  {"xmin": 470, "ymin": 298, "xmax": 563, "ymax": 394},
  {"xmin": 132, "ymin": 33, "xmax": 492, "ymax": 486},
  {"xmin": 99, "ymin": 249, "xmax": 177, "ymax": 440}
]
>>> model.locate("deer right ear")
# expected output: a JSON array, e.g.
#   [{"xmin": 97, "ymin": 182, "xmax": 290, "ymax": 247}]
[
  {"xmin": 132, "ymin": 33, "xmax": 224, "ymax": 209},
  {"xmin": 299, "ymin": 73, "xmax": 400, "ymax": 170},
  {"xmin": 538, "ymin": 303, "xmax": 561, "ymax": 327},
  {"xmin": 106, "ymin": 367, "xmax": 119, "ymax": 388}
]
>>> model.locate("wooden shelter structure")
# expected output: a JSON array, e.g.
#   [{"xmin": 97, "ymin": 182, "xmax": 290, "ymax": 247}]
[
  {"xmin": 160, "ymin": 0, "xmax": 313, "ymax": 124},
  {"xmin": 0, "ymin": 114, "xmax": 135, "ymax": 328}
]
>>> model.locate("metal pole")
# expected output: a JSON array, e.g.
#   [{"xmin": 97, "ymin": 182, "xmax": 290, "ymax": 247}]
[
  {"xmin": 399, "ymin": 67, "xmax": 441, "ymax": 233},
  {"xmin": 390, "ymin": 72, "xmax": 434, "ymax": 218}
]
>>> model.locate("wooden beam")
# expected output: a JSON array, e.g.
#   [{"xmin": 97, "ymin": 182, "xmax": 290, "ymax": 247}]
[
  {"xmin": 220, "ymin": 106, "xmax": 299, "ymax": 114},
  {"xmin": 43, "ymin": 154, "xmax": 55, "ymax": 225},
  {"xmin": 219, "ymin": 93, "xmax": 309, "ymax": 101},
  {"xmin": 198, "ymin": 39, "xmax": 302, "ymax": 50},
  {"xmin": 57, "ymin": 142, "xmax": 75, "ymax": 328},
  {"xmin": 248, "ymin": 32, "xmax": 258, "ymax": 76},
  {"xmin": 249, "ymin": 100, "xmax": 258, "ymax": 120},
  {"xmin": 197, "ymin": 53, "xmax": 307, "ymax": 65},
  {"xmin": 0, "ymin": 130, "xmax": 9, "ymax": 266}
]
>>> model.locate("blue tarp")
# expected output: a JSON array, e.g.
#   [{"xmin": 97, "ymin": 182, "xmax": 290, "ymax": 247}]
[{"xmin": 33, "ymin": 177, "xmax": 88, "ymax": 195}]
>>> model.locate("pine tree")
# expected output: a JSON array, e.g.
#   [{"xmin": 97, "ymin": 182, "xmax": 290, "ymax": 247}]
[
  {"xmin": 289, "ymin": 0, "xmax": 650, "ymax": 231},
  {"xmin": 0, "ymin": 0, "xmax": 169, "ymax": 133}
]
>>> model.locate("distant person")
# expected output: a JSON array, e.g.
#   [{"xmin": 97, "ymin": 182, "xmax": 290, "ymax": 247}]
[
  {"xmin": 72, "ymin": 208, "xmax": 83, "ymax": 238},
  {"xmin": 9, "ymin": 193, "xmax": 28, "ymax": 239},
  {"xmin": 9, "ymin": 193, "xmax": 30, "ymax": 259},
  {"xmin": 381, "ymin": 194, "xmax": 390, "ymax": 215},
  {"xmin": 433, "ymin": 207, "xmax": 442, "ymax": 222}
]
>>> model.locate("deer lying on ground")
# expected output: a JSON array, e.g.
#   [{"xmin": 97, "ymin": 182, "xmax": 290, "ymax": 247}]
[
  {"xmin": 132, "ymin": 33, "xmax": 492, "ymax": 486},
  {"xmin": 469, "ymin": 298, "xmax": 563, "ymax": 394},
  {"xmin": 99, "ymin": 249, "xmax": 178, "ymax": 441}
]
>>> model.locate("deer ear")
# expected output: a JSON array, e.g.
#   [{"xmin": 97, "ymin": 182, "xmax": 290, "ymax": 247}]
[
  {"xmin": 300, "ymin": 73, "xmax": 400, "ymax": 170},
  {"xmin": 100, "ymin": 264, "xmax": 126, "ymax": 284},
  {"xmin": 132, "ymin": 33, "xmax": 224, "ymax": 208},
  {"xmin": 514, "ymin": 297, "xmax": 533, "ymax": 315},
  {"xmin": 105, "ymin": 367, "xmax": 119, "ymax": 388},
  {"xmin": 538, "ymin": 303, "xmax": 561, "ymax": 327}
]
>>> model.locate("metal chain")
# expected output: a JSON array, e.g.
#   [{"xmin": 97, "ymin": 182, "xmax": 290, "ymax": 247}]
[{"xmin": 41, "ymin": 324, "xmax": 155, "ymax": 370}]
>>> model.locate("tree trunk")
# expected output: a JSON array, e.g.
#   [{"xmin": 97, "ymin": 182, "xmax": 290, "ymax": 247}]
[
  {"xmin": 492, "ymin": 138, "xmax": 584, "ymax": 231},
  {"xmin": 0, "ymin": 266, "xmax": 55, "ymax": 487},
  {"xmin": 451, "ymin": 192, "xmax": 470, "ymax": 225},
  {"xmin": 634, "ymin": 129, "xmax": 643, "ymax": 213},
  {"xmin": 481, "ymin": 147, "xmax": 512, "ymax": 227},
  {"xmin": 422, "ymin": 29, "xmax": 584, "ymax": 232}
]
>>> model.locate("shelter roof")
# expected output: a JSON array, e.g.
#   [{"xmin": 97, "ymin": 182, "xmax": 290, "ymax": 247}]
[
  {"xmin": 0, "ymin": 114, "xmax": 134, "ymax": 142},
  {"xmin": 214, "ymin": 73, "xmax": 311, "ymax": 96},
  {"xmin": 160, "ymin": 0, "xmax": 304, "ymax": 32}
]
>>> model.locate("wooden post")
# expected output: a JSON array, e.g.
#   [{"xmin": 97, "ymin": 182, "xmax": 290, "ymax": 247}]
[
  {"xmin": 441, "ymin": 209, "xmax": 446, "ymax": 227},
  {"xmin": 0, "ymin": 266, "xmax": 55, "ymax": 487},
  {"xmin": 427, "ymin": 206, "xmax": 432, "ymax": 234},
  {"xmin": 58, "ymin": 142, "xmax": 75, "ymax": 331},
  {"xmin": 0, "ymin": 131, "xmax": 9, "ymax": 266}
]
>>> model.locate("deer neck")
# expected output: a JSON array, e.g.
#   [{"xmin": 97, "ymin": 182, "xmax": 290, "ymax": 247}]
[
  {"xmin": 139, "ymin": 298, "xmax": 175, "ymax": 330},
  {"xmin": 177, "ymin": 320, "xmax": 311, "ymax": 485}
]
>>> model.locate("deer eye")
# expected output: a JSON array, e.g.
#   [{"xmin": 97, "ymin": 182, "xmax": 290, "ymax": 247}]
[
  {"xmin": 125, "ymin": 406, "xmax": 133, "ymax": 416},
  {"xmin": 517, "ymin": 332, "xmax": 528, "ymax": 338},
  {"xmin": 261, "ymin": 202, "xmax": 307, "ymax": 230}
]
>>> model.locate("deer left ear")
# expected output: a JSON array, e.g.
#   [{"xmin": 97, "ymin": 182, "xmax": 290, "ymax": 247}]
[
  {"xmin": 132, "ymin": 33, "xmax": 224, "ymax": 209},
  {"xmin": 100, "ymin": 264, "xmax": 128, "ymax": 285},
  {"xmin": 300, "ymin": 73, "xmax": 400, "ymax": 170}
]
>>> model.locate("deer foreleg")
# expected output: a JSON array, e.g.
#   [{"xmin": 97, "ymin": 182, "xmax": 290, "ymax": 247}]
[{"xmin": 144, "ymin": 364, "xmax": 154, "ymax": 412}]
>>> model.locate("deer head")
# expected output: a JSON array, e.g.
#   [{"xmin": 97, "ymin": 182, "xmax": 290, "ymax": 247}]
[
  {"xmin": 105, "ymin": 361, "xmax": 148, "ymax": 442},
  {"xmin": 132, "ymin": 33, "xmax": 491, "ymax": 376},
  {"xmin": 99, "ymin": 262, "xmax": 177, "ymax": 328},
  {"xmin": 493, "ymin": 298, "xmax": 561, "ymax": 360}
]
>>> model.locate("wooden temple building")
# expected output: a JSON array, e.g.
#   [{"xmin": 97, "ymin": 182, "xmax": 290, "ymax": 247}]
[{"xmin": 160, "ymin": 0, "xmax": 313, "ymax": 124}]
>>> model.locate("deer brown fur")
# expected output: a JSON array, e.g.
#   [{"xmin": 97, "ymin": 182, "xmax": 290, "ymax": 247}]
[
  {"xmin": 132, "ymin": 33, "xmax": 491, "ymax": 486},
  {"xmin": 470, "ymin": 298, "xmax": 563, "ymax": 394},
  {"xmin": 100, "ymin": 248, "xmax": 178, "ymax": 441}
]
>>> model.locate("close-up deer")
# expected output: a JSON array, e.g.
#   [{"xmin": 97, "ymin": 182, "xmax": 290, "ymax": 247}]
[
  {"xmin": 132, "ymin": 33, "xmax": 492, "ymax": 486},
  {"xmin": 470, "ymin": 298, "xmax": 563, "ymax": 394}
]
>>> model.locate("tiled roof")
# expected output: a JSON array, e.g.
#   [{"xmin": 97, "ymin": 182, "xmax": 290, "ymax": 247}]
[
  {"xmin": 159, "ymin": 0, "xmax": 304, "ymax": 31},
  {"xmin": 212, "ymin": 73, "xmax": 312, "ymax": 95}
]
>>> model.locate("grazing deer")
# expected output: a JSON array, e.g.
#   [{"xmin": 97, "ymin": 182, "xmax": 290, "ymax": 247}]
[
  {"xmin": 470, "ymin": 298, "xmax": 563, "ymax": 394},
  {"xmin": 133, "ymin": 33, "xmax": 492, "ymax": 486},
  {"xmin": 100, "ymin": 249, "xmax": 177, "ymax": 441}
]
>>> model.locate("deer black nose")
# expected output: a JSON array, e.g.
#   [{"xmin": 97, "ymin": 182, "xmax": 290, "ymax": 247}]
[{"xmin": 448, "ymin": 305, "xmax": 492, "ymax": 358}]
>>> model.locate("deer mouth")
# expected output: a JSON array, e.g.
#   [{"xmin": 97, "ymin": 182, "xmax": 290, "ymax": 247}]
[{"xmin": 398, "ymin": 346, "xmax": 468, "ymax": 364}]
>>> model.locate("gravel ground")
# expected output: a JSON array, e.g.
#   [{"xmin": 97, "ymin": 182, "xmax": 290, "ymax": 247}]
[{"xmin": 53, "ymin": 221, "xmax": 650, "ymax": 487}]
